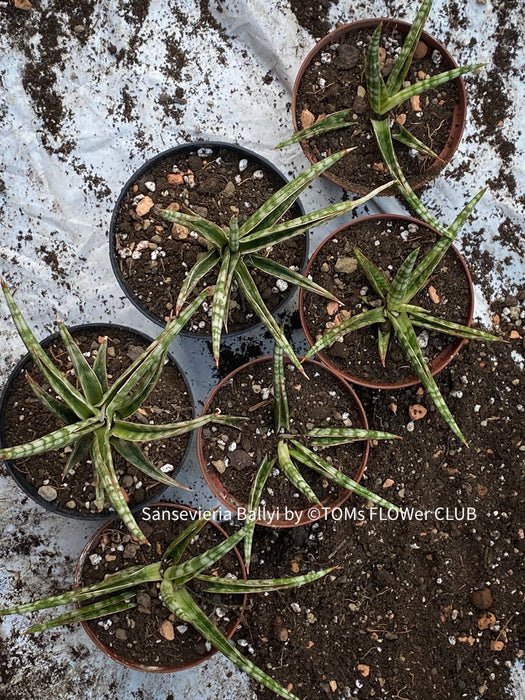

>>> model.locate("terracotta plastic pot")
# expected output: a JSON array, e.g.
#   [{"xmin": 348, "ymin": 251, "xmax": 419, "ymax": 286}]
[
  {"xmin": 74, "ymin": 502, "xmax": 247, "ymax": 672},
  {"xmin": 299, "ymin": 214, "xmax": 474, "ymax": 390},
  {"xmin": 197, "ymin": 356, "xmax": 370, "ymax": 527},
  {"xmin": 291, "ymin": 19, "xmax": 468, "ymax": 194},
  {"xmin": 0, "ymin": 324, "xmax": 195, "ymax": 519},
  {"xmin": 109, "ymin": 141, "xmax": 308, "ymax": 337}
]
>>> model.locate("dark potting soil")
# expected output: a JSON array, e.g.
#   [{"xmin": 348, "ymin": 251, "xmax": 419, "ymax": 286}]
[
  {"xmin": 200, "ymin": 358, "xmax": 373, "ymax": 514},
  {"xmin": 288, "ymin": 0, "xmax": 340, "ymax": 39},
  {"xmin": 113, "ymin": 145, "xmax": 306, "ymax": 332},
  {"xmin": 80, "ymin": 508, "xmax": 244, "ymax": 668},
  {"xmin": 294, "ymin": 24, "xmax": 462, "ymax": 193},
  {"xmin": 2, "ymin": 327, "xmax": 192, "ymax": 516},
  {"xmin": 239, "ymin": 327, "xmax": 524, "ymax": 700},
  {"xmin": 302, "ymin": 217, "xmax": 472, "ymax": 385}
]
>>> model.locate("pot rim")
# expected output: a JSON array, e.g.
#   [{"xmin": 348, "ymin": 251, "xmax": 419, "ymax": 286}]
[
  {"xmin": 298, "ymin": 213, "xmax": 475, "ymax": 389},
  {"xmin": 197, "ymin": 355, "xmax": 371, "ymax": 527},
  {"xmin": 73, "ymin": 501, "xmax": 248, "ymax": 673},
  {"xmin": 0, "ymin": 323, "xmax": 196, "ymax": 519},
  {"xmin": 291, "ymin": 18, "xmax": 468, "ymax": 195},
  {"xmin": 109, "ymin": 140, "xmax": 309, "ymax": 337}
]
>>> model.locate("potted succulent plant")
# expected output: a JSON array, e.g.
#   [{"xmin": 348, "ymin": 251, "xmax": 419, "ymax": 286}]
[
  {"xmin": 278, "ymin": 0, "xmax": 482, "ymax": 194},
  {"xmin": 0, "ymin": 283, "xmax": 242, "ymax": 544},
  {"xmin": 111, "ymin": 141, "xmax": 391, "ymax": 369},
  {"xmin": 198, "ymin": 343, "xmax": 399, "ymax": 534},
  {"xmin": 0, "ymin": 502, "xmax": 333, "ymax": 700}
]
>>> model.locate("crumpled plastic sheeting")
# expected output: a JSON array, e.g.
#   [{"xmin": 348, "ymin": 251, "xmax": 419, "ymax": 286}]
[{"xmin": 0, "ymin": 0, "xmax": 523, "ymax": 698}]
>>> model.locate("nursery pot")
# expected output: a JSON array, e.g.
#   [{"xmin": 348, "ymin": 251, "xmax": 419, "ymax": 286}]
[
  {"xmin": 197, "ymin": 356, "xmax": 370, "ymax": 527},
  {"xmin": 0, "ymin": 324, "xmax": 195, "ymax": 519},
  {"xmin": 74, "ymin": 502, "xmax": 247, "ymax": 672},
  {"xmin": 109, "ymin": 141, "xmax": 308, "ymax": 338},
  {"xmin": 299, "ymin": 214, "xmax": 474, "ymax": 390},
  {"xmin": 291, "ymin": 18, "xmax": 468, "ymax": 194}
]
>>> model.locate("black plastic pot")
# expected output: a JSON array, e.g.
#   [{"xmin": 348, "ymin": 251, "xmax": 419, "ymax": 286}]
[
  {"xmin": 0, "ymin": 323, "xmax": 195, "ymax": 520},
  {"xmin": 108, "ymin": 141, "xmax": 308, "ymax": 339}
]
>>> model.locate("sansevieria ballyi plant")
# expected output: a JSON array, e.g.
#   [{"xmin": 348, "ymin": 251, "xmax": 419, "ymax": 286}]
[
  {"xmin": 0, "ymin": 282, "xmax": 244, "ymax": 544},
  {"xmin": 278, "ymin": 0, "xmax": 483, "ymax": 161},
  {"xmin": 159, "ymin": 149, "xmax": 392, "ymax": 371},
  {"xmin": 0, "ymin": 509, "xmax": 333, "ymax": 700}
]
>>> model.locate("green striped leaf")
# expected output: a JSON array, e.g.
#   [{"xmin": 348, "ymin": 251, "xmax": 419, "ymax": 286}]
[
  {"xmin": 111, "ymin": 438, "xmax": 190, "ymax": 490},
  {"xmin": 386, "ymin": 0, "xmax": 432, "ymax": 94},
  {"xmin": 25, "ymin": 373, "xmax": 77, "ymax": 424},
  {"xmin": 306, "ymin": 428, "xmax": 400, "ymax": 446},
  {"xmin": 161, "ymin": 585, "xmax": 300, "ymax": 700},
  {"xmin": 197, "ymin": 567, "xmax": 335, "ymax": 594},
  {"xmin": 92, "ymin": 428, "xmax": 148, "ymax": 544},
  {"xmin": 383, "ymin": 64, "xmax": 484, "ymax": 113},
  {"xmin": 273, "ymin": 343, "xmax": 290, "ymax": 432},
  {"xmin": 365, "ymin": 24, "xmax": 389, "ymax": 113},
  {"xmin": 246, "ymin": 254, "xmax": 340, "ymax": 303},
  {"xmin": 61, "ymin": 435, "xmax": 91, "ymax": 479},
  {"xmin": 277, "ymin": 439, "xmax": 319, "ymax": 504},
  {"xmin": 354, "ymin": 248, "xmax": 390, "ymax": 299},
  {"xmin": 163, "ymin": 527, "xmax": 246, "ymax": 586},
  {"xmin": 112, "ymin": 411, "xmax": 245, "ymax": 443},
  {"xmin": 238, "ymin": 149, "xmax": 353, "ymax": 238},
  {"xmin": 175, "ymin": 249, "xmax": 219, "ymax": 314},
  {"xmin": 235, "ymin": 260, "xmax": 305, "ymax": 374},
  {"xmin": 388, "ymin": 310, "xmax": 466, "ymax": 443},
  {"xmin": 1, "ymin": 282, "xmax": 96, "ymax": 420},
  {"xmin": 244, "ymin": 455, "xmax": 274, "ymax": 572},
  {"xmin": 212, "ymin": 249, "xmax": 232, "ymax": 366},
  {"xmin": 289, "ymin": 440, "xmax": 400, "ymax": 510},
  {"xmin": 159, "ymin": 210, "xmax": 228, "ymax": 248},
  {"xmin": 304, "ymin": 307, "xmax": 385, "ymax": 360},
  {"xmin": 393, "ymin": 124, "xmax": 440, "ymax": 160},
  {"xmin": 26, "ymin": 592, "xmax": 137, "ymax": 635},
  {"xmin": 164, "ymin": 513, "xmax": 214, "ymax": 564},
  {"xmin": 93, "ymin": 466, "xmax": 105, "ymax": 511},
  {"xmin": 405, "ymin": 305, "xmax": 501, "ymax": 342},
  {"xmin": 387, "ymin": 248, "xmax": 420, "ymax": 310},
  {"xmin": 229, "ymin": 216, "xmax": 240, "ymax": 253},
  {"xmin": 57, "ymin": 321, "xmax": 104, "ymax": 405},
  {"xmin": 92, "ymin": 337, "xmax": 108, "ymax": 393},
  {"xmin": 276, "ymin": 110, "xmax": 352, "ymax": 148},
  {"xmin": 378, "ymin": 327, "xmax": 391, "ymax": 367},
  {"xmin": 0, "ymin": 416, "xmax": 101, "ymax": 461},
  {"xmin": 113, "ymin": 348, "xmax": 168, "ymax": 419}
]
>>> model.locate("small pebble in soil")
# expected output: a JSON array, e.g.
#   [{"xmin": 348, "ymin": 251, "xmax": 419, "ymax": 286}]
[{"xmin": 38, "ymin": 485, "xmax": 57, "ymax": 502}]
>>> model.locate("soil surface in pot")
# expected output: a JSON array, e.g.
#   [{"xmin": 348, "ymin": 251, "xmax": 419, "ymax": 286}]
[
  {"xmin": 113, "ymin": 144, "xmax": 305, "ymax": 332},
  {"xmin": 2, "ymin": 327, "xmax": 192, "ymax": 516},
  {"xmin": 294, "ymin": 23, "xmax": 461, "ymax": 192},
  {"xmin": 201, "ymin": 358, "xmax": 370, "ymax": 513},
  {"xmin": 302, "ymin": 217, "xmax": 471, "ymax": 385},
  {"xmin": 238, "ymin": 324, "xmax": 524, "ymax": 700},
  {"xmin": 80, "ymin": 508, "xmax": 244, "ymax": 668}
]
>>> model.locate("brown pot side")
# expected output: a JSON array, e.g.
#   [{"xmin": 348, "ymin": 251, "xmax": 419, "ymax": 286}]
[
  {"xmin": 298, "ymin": 214, "xmax": 475, "ymax": 390},
  {"xmin": 73, "ymin": 503, "xmax": 247, "ymax": 673},
  {"xmin": 197, "ymin": 357, "xmax": 370, "ymax": 528},
  {"xmin": 291, "ymin": 18, "xmax": 468, "ymax": 195}
]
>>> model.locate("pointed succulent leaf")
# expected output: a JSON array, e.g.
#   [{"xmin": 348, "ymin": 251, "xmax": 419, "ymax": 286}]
[
  {"xmin": 161, "ymin": 584, "xmax": 300, "ymax": 700},
  {"xmin": 386, "ymin": 0, "xmax": 433, "ymax": 93},
  {"xmin": 393, "ymin": 124, "xmax": 441, "ymax": 160},
  {"xmin": 0, "ymin": 416, "xmax": 101, "ymax": 461},
  {"xmin": 354, "ymin": 248, "xmax": 390, "ymax": 299},
  {"xmin": 306, "ymin": 427, "xmax": 400, "ymax": 446},
  {"xmin": 159, "ymin": 210, "xmax": 228, "ymax": 248},
  {"xmin": 289, "ymin": 440, "xmax": 400, "ymax": 510},
  {"xmin": 273, "ymin": 342, "xmax": 290, "ymax": 432},
  {"xmin": 229, "ymin": 216, "xmax": 240, "ymax": 253},
  {"xmin": 92, "ymin": 337, "xmax": 108, "ymax": 393},
  {"xmin": 112, "ymin": 411, "xmax": 246, "ymax": 443},
  {"xmin": 113, "ymin": 348, "xmax": 168, "ymax": 419},
  {"xmin": 244, "ymin": 455, "xmax": 275, "ymax": 571},
  {"xmin": 197, "ymin": 567, "xmax": 336, "ymax": 594},
  {"xmin": 276, "ymin": 110, "xmax": 352, "ymax": 148},
  {"xmin": 378, "ymin": 327, "xmax": 391, "ymax": 367},
  {"xmin": 239, "ymin": 149, "xmax": 354, "ymax": 237},
  {"xmin": 304, "ymin": 307, "xmax": 385, "ymax": 360},
  {"xmin": 235, "ymin": 260, "xmax": 305, "ymax": 374},
  {"xmin": 211, "ymin": 250, "xmax": 240, "ymax": 365},
  {"xmin": 365, "ymin": 24, "xmax": 389, "ymax": 113},
  {"xmin": 405, "ymin": 305, "xmax": 501, "ymax": 342},
  {"xmin": 25, "ymin": 373, "xmax": 78, "ymax": 424},
  {"xmin": 164, "ymin": 512, "xmax": 215, "ymax": 565},
  {"xmin": 175, "ymin": 249, "xmax": 220, "ymax": 314},
  {"xmin": 25, "ymin": 592, "xmax": 137, "ymax": 635},
  {"xmin": 57, "ymin": 321, "xmax": 104, "ymax": 405},
  {"xmin": 246, "ymin": 254, "xmax": 340, "ymax": 302},
  {"xmin": 61, "ymin": 435, "xmax": 91, "ymax": 479},
  {"xmin": 277, "ymin": 439, "xmax": 320, "ymax": 504},
  {"xmin": 387, "ymin": 248, "xmax": 420, "ymax": 310},
  {"xmin": 111, "ymin": 438, "xmax": 190, "ymax": 490},
  {"xmin": 93, "ymin": 466, "xmax": 105, "ymax": 511},
  {"xmin": 388, "ymin": 310, "xmax": 466, "ymax": 443}
]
